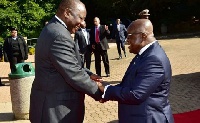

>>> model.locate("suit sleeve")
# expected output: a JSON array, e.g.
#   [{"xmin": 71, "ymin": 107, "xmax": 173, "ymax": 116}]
[
  {"xmin": 104, "ymin": 56, "xmax": 165, "ymax": 104},
  {"xmin": 123, "ymin": 25, "xmax": 127, "ymax": 38},
  {"xmin": 49, "ymin": 35, "xmax": 102, "ymax": 100}
]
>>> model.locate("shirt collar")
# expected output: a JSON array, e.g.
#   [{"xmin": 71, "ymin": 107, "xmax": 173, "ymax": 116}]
[
  {"xmin": 96, "ymin": 24, "xmax": 100, "ymax": 28},
  {"xmin": 55, "ymin": 15, "xmax": 67, "ymax": 29},
  {"xmin": 81, "ymin": 28, "xmax": 86, "ymax": 31},
  {"xmin": 12, "ymin": 37, "xmax": 17, "ymax": 40},
  {"xmin": 138, "ymin": 40, "xmax": 157, "ymax": 55}
]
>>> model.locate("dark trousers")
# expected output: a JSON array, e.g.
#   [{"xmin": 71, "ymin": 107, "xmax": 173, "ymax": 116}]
[
  {"xmin": 94, "ymin": 44, "xmax": 110, "ymax": 76},
  {"xmin": 80, "ymin": 47, "xmax": 92, "ymax": 70},
  {"xmin": 9, "ymin": 56, "xmax": 24, "ymax": 72},
  {"xmin": 84, "ymin": 49, "xmax": 92, "ymax": 70},
  {"xmin": 116, "ymin": 40, "xmax": 126, "ymax": 56}
]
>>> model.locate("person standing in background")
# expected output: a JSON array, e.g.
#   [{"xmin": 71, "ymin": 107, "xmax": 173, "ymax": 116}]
[
  {"xmin": 111, "ymin": 19, "xmax": 127, "ymax": 59},
  {"xmin": 0, "ymin": 45, "xmax": 5, "ymax": 86},
  {"xmin": 90, "ymin": 17, "xmax": 110, "ymax": 77},
  {"xmin": 29, "ymin": 0, "xmax": 102, "ymax": 123},
  {"xmin": 138, "ymin": 9, "xmax": 150, "ymax": 19},
  {"xmin": 74, "ymin": 21, "xmax": 92, "ymax": 69},
  {"xmin": 3, "ymin": 27, "xmax": 28, "ymax": 72}
]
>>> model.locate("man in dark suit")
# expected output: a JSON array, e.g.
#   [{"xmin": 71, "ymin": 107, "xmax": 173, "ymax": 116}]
[
  {"xmin": 0, "ymin": 45, "xmax": 5, "ymax": 86},
  {"xmin": 111, "ymin": 19, "xmax": 127, "ymax": 59},
  {"xmin": 90, "ymin": 17, "xmax": 110, "ymax": 77},
  {"xmin": 3, "ymin": 27, "xmax": 28, "ymax": 72},
  {"xmin": 29, "ymin": 0, "xmax": 102, "ymax": 123},
  {"xmin": 74, "ymin": 21, "xmax": 92, "ymax": 69},
  {"xmin": 97, "ymin": 19, "xmax": 174, "ymax": 123}
]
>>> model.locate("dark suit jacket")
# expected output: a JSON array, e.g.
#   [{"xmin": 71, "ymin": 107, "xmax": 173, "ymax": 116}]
[
  {"xmin": 104, "ymin": 41, "xmax": 174, "ymax": 123},
  {"xmin": 29, "ymin": 17, "xmax": 102, "ymax": 123},
  {"xmin": 112, "ymin": 24, "xmax": 127, "ymax": 42},
  {"xmin": 90, "ymin": 25, "xmax": 110, "ymax": 50},
  {"xmin": 3, "ymin": 36, "xmax": 28, "ymax": 62},
  {"xmin": 74, "ymin": 28, "xmax": 91, "ymax": 54}
]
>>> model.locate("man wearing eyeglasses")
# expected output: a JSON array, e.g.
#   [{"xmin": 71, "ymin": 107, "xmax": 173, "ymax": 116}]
[
  {"xmin": 30, "ymin": 0, "xmax": 102, "ymax": 123},
  {"xmin": 97, "ymin": 19, "xmax": 174, "ymax": 123}
]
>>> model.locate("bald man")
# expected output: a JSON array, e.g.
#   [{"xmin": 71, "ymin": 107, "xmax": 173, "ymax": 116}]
[
  {"xmin": 30, "ymin": 0, "xmax": 102, "ymax": 122},
  {"xmin": 97, "ymin": 19, "xmax": 174, "ymax": 123}
]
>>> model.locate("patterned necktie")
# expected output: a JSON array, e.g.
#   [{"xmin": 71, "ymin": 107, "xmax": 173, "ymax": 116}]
[{"xmin": 95, "ymin": 27, "xmax": 100, "ymax": 43}]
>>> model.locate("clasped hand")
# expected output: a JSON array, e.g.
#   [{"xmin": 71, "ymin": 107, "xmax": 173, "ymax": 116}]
[{"xmin": 90, "ymin": 74, "xmax": 108, "ymax": 103}]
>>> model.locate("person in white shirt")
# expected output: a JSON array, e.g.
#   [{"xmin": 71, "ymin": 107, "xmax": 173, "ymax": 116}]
[{"xmin": 74, "ymin": 21, "xmax": 92, "ymax": 69}]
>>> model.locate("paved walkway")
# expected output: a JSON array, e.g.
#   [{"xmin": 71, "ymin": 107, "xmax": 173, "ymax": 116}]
[{"xmin": 0, "ymin": 38, "xmax": 200, "ymax": 123}]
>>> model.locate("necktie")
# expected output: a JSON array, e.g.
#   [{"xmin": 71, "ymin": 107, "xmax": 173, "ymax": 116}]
[{"xmin": 95, "ymin": 27, "xmax": 100, "ymax": 43}]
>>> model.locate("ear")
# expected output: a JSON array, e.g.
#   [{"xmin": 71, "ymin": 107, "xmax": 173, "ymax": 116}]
[
  {"xmin": 64, "ymin": 8, "xmax": 71, "ymax": 18},
  {"xmin": 142, "ymin": 33, "xmax": 147, "ymax": 39}
]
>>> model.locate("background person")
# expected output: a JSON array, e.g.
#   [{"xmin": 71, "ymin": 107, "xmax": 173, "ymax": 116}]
[
  {"xmin": 111, "ymin": 18, "xmax": 127, "ymax": 59},
  {"xmin": 0, "ymin": 46, "xmax": 5, "ymax": 86},
  {"xmin": 74, "ymin": 21, "xmax": 92, "ymax": 69},
  {"xmin": 3, "ymin": 27, "xmax": 28, "ymax": 72},
  {"xmin": 97, "ymin": 19, "xmax": 174, "ymax": 123},
  {"xmin": 90, "ymin": 17, "xmax": 110, "ymax": 77},
  {"xmin": 29, "ymin": 0, "xmax": 103, "ymax": 123},
  {"xmin": 138, "ymin": 9, "xmax": 150, "ymax": 19}
]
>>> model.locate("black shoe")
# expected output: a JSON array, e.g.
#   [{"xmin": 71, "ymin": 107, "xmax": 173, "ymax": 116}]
[
  {"xmin": 118, "ymin": 56, "xmax": 122, "ymax": 60},
  {"xmin": 106, "ymin": 74, "xmax": 110, "ymax": 77},
  {"xmin": 124, "ymin": 53, "xmax": 127, "ymax": 57}
]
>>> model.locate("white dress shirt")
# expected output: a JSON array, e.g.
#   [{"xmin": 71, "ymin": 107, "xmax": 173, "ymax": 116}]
[
  {"xmin": 81, "ymin": 28, "xmax": 89, "ymax": 45},
  {"xmin": 55, "ymin": 15, "xmax": 67, "ymax": 29}
]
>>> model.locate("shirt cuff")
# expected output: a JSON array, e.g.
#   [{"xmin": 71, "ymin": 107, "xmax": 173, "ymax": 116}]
[{"xmin": 102, "ymin": 85, "xmax": 111, "ymax": 98}]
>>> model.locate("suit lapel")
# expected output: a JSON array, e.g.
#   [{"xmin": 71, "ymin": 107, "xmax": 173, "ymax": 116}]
[
  {"xmin": 122, "ymin": 42, "xmax": 159, "ymax": 82},
  {"xmin": 122, "ymin": 54, "xmax": 140, "ymax": 81}
]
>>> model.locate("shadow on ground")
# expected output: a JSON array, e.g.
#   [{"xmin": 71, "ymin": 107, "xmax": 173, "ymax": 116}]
[
  {"xmin": 0, "ymin": 113, "xmax": 14, "ymax": 121},
  {"xmin": 170, "ymin": 72, "xmax": 200, "ymax": 113}
]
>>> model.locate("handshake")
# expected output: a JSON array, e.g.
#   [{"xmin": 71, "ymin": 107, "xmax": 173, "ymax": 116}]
[{"xmin": 90, "ymin": 74, "xmax": 109, "ymax": 103}]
